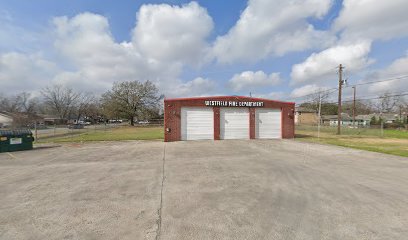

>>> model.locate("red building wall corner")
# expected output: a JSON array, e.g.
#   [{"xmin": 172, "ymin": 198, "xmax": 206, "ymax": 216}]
[
  {"xmin": 213, "ymin": 107, "xmax": 220, "ymax": 140},
  {"xmin": 249, "ymin": 108, "xmax": 256, "ymax": 139}
]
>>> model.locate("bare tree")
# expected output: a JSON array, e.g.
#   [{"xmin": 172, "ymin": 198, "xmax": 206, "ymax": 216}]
[
  {"xmin": 41, "ymin": 85, "xmax": 80, "ymax": 120},
  {"xmin": 302, "ymin": 90, "xmax": 332, "ymax": 111},
  {"xmin": 101, "ymin": 80, "xmax": 162, "ymax": 126},
  {"xmin": 375, "ymin": 92, "xmax": 401, "ymax": 113},
  {"xmin": 73, "ymin": 93, "xmax": 97, "ymax": 121},
  {"xmin": 0, "ymin": 94, "xmax": 22, "ymax": 113},
  {"xmin": 343, "ymin": 100, "xmax": 374, "ymax": 116},
  {"xmin": 17, "ymin": 92, "xmax": 40, "ymax": 113}
]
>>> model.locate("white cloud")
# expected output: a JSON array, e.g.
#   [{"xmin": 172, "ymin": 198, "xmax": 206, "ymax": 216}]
[
  {"xmin": 334, "ymin": 0, "xmax": 408, "ymax": 41},
  {"xmin": 290, "ymin": 84, "xmax": 329, "ymax": 98},
  {"xmin": 0, "ymin": 52, "xmax": 59, "ymax": 92},
  {"xmin": 50, "ymin": 4, "xmax": 214, "ymax": 95},
  {"xmin": 290, "ymin": 41, "xmax": 373, "ymax": 85},
  {"xmin": 52, "ymin": 13, "xmax": 167, "ymax": 93},
  {"xmin": 254, "ymin": 91, "xmax": 286, "ymax": 100},
  {"xmin": 132, "ymin": 2, "xmax": 213, "ymax": 65},
  {"xmin": 228, "ymin": 71, "xmax": 281, "ymax": 92},
  {"xmin": 365, "ymin": 52, "xmax": 408, "ymax": 94},
  {"xmin": 168, "ymin": 77, "xmax": 217, "ymax": 97},
  {"xmin": 212, "ymin": 0, "xmax": 336, "ymax": 63},
  {"xmin": 0, "ymin": 2, "xmax": 216, "ymax": 97}
]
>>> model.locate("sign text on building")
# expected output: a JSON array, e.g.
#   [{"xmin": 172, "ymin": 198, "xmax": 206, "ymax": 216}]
[{"xmin": 204, "ymin": 100, "xmax": 264, "ymax": 107}]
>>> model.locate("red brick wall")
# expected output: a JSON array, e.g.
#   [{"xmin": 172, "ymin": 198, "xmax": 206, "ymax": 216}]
[
  {"xmin": 164, "ymin": 96, "xmax": 294, "ymax": 142},
  {"xmin": 213, "ymin": 107, "xmax": 220, "ymax": 140},
  {"xmin": 249, "ymin": 108, "xmax": 256, "ymax": 139}
]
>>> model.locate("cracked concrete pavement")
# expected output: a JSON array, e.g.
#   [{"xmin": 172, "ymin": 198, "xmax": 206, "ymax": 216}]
[{"xmin": 1, "ymin": 140, "xmax": 408, "ymax": 239}]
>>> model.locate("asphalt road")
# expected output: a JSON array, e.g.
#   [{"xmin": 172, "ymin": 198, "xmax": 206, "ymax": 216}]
[{"xmin": 0, "ymin": 140, "xmax": 407, "ymax": 239}]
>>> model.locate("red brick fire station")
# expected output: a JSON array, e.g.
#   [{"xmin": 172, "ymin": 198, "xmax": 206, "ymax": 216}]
[{"xmin": 164, "ymin": 96, "xmax": 295, "ymax": 142}]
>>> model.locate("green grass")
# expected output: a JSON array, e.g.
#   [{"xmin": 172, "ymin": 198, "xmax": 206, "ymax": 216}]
[
  {"xmin": 297, "ymin": 125, "xmax": 408, "ymax": 139},
  {"xmin": 296, "ymin": 126, "xmax": 408, "ymax": 157},
  {"xmin": 36, "ymin": 126, "xmax": 164, "ymax": 143}
]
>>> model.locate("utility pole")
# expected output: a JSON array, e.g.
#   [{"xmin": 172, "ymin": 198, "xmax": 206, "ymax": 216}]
[
  {"xmin": 352, "ymin": 86, "xmax": 356, "ymax": 128},
  {"xmin": 337, "ymin": 64, "xmax": 344, "ymax": 135},
  {"xmin": 318, "ymin": 92, "xmax": 322, "ymax": 139}
]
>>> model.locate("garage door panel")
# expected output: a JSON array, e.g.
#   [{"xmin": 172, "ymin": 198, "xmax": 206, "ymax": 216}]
[
  {"xmin": 256, "ymin": 109, "xmax": 281, "ymax": 139},
  {"xmin": 220, "ymin": 108, "xmax": 249, "ymax": 139},
  {"xmin": 181, "ymin": 107, "xmax": 214, "ymax": 140}
]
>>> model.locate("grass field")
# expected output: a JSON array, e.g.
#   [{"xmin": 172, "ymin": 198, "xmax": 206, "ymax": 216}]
[
  {"xmin": 36, "ymin": 124, "xmax": 408, "ymax": 157},
  {"xmin": 296, "ymin": 125, "xmax": 408, "ymax": 157},
  {"xmin": 36, "ymin": 126, "xmax": 164, "ymax": 143}
]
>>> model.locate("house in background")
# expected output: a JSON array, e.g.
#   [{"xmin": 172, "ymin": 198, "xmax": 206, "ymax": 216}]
[
  {"xmin": 369, "ymin": 113, "xmax": 398, "ymax": 123},
  {"xmin": 0, "ymin": 112, "xmax": 45, "ymax": 128},
  {"xmin": 322, "ymin": 113, "xmax": 370, "ymax": 127},
  {"xmin": 295, "ymin": 107, "xmax": 318, "ymax": 125},
  {"xmin": 0, "ymin": 112, "xmax": 13, "ymax": 128},
  {"xmin": 39, "ymin": 115, "xmax": 67, "ymax": 125}
]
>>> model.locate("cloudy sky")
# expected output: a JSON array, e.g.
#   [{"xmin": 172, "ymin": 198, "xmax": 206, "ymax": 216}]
[{"xmin": 1, "ymin": 0, "xmax": 408, "ymax": 102}]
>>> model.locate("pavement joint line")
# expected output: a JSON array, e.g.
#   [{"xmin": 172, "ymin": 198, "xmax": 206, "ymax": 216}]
[
  {"xmin": 155, "ymin": 142, "xmax": 166, "ymax": 240},
  {"xmin": 7, "ymin": 152, "xmax": 17, "ymax": 159}
]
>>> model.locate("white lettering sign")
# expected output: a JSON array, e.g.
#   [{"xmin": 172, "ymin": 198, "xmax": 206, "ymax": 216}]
[
  {"xmin": 205, "ymin": 101, "xmax": 264, "ymax": 107},
  {"xmin": 10, "ymin": 138, "xmax": 22, "ymax": 145}
]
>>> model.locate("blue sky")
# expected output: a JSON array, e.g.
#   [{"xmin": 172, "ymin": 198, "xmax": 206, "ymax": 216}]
[{"xmin": 1, "ymin": 0, "xmax": 408, "ymax": 102}]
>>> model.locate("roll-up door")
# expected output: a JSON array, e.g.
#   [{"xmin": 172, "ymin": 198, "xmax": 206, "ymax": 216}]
[
  {"xmin": 220, "ymin": 108, "xmax": 250, "ymax": 139},
  {"xmin": 181, "ymin": 107, "xmax": 214, "ymax": 140},
  {"xmin": 255, "ymin": 109, "xmax": 281, "ymax": 139}
]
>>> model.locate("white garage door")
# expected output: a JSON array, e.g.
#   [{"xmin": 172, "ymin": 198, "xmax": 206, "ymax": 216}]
[
  {"xmin": 256, "ymin": 109, "xmax": 282, "ymax": 139},
  {"xmin": 181, "ymin": 107, "xmax": 214, "ymax": 140},
  {"xmin": 220, "ymin": 108, "xmax": 249, "ymax": 139}
]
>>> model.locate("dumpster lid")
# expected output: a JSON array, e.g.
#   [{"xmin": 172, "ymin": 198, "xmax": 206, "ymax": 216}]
[{"xmin": 0, "ymin": 129, "xmax": 32, "ymax": 136}]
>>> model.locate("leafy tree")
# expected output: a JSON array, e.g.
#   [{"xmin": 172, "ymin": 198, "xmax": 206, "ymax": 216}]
[
  {"xmin": 101, "ymin": 80, "xmax": 162, "ymax": 126},
  {"xmin": 370, "ymin": 116, "xmax": 377, "ymax": 125}
]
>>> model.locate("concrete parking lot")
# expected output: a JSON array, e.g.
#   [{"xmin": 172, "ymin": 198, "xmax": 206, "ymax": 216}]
[{"xmin": 1, "ymin": 140, "xmax": 407, "ymax": 240}]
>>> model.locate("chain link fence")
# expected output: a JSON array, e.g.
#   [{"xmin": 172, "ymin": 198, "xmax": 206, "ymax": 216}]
[{"xmin": 296, "ymin": 124, "xmax": 408, "ymax": 139}]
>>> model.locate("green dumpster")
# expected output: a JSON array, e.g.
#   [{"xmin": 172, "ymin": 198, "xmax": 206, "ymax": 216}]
[{"xmin": 0, "ymin": 129, "xmax": 34, "ymax": 153}]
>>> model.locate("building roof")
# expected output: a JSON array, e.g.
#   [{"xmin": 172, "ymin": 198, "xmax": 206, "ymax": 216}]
[
  {"xmin": 321, "ymin": 113, "xmax": 352, "ymax": 121},
  {"xmin": 164, "ymin": 95, "xmax": 295, "ymax": 105},
  {"xmin": 0, "ymin": 111, "xmax": 13, "ymax": 118},
  {"xmin": 356, "ymin": 113, "xmax": 399, "ymax": 121},
  {"xmin": 295, "ymin": 107, "xmax": 316, "ymax": 113}
]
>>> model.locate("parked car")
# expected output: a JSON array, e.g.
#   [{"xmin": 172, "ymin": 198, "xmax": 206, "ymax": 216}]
[
  {"xmin": 138, "ymin": 120, "xmax": 149, "ymax": 124},
  {"xmin": 108, "ymin": 119, "xmax": 123, "ymax": 124},
  {"xmin": 77, "ymin": 120, "xmax": 91, "ymax": 125},
  {"xmin": 26, "ymin": 123, "xmax": 47, "ymax": 129}
]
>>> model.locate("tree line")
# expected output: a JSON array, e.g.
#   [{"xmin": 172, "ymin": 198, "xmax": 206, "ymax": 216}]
[
  {"xmin": 299, "ymin": 91, "xmax": 408, "ymax": 116},
  {"xmin": 0, "ymin": 80, "xmax": 162, "ymax": 126}
]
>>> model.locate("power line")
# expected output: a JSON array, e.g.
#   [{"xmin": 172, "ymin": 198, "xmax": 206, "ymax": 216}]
[
  {"xmin": 317, "ymin": 92, "xmax": 408, "ymax": 105},
  {"xmin": 295, "ymin": 91, "xmax": 408, "ymax": 107},
  {"xmin": 341, "ymin": 89, "xmax": 408, "ymax": 101},
  {"xmin": 290, "ymin": 74, "xmax": 408, "ymax": 100},
  {"xmin": 289, "ymin": 87, "xmax": 338, "ymax": 100},
  {"xmin": 342, "ymin": 92, "xmax": 408, "ymax": 103},
  {"xmin": 348, "ymin": 74, "xmax": 408, "ymax": 88}
]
